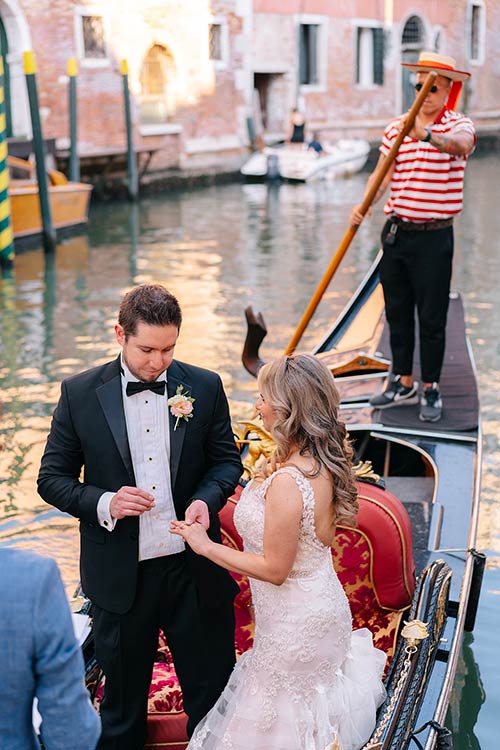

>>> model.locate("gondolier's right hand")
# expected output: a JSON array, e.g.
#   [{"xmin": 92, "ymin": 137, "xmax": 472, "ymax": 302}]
[
  {"xmin": 350, "ymin": 203, "xmax": 371, "ymax": 226},
  {"xmin": 110, "ymin": 486, "xmax": 155, "ymax": 518}
]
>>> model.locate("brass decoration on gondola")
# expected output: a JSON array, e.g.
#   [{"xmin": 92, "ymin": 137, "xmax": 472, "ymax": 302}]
[
  {"xmin": 361, "ymin": 620, "xmax": 429, "ymax": 750},
  {"xmin": 352, "ymin": 460, "xmax": 381, "ymax": 484},
  {"xmin": 234, "ymin": 420, "xmax": 381, "ymax": 483},
  {"xmin": 233, "ymin": 421, "xmax": 276, "ymax": 479},
  {"xmin": 435, "ymin": 574, "xmax": 450, "ymax": 637},
  {"xmin": 401, "ymin": 619, "xmax": 429, "ymax": 649}
]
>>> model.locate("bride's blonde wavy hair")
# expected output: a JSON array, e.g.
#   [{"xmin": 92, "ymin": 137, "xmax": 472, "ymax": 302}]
[{"xmin": 257, "ymin": 353, "xmax": 358, "ymax": 527}]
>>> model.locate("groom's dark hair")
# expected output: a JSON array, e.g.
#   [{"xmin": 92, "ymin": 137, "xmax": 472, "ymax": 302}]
[{"xmin": 119, "ymin": 284, "xmax": 182, "ymax": 337}]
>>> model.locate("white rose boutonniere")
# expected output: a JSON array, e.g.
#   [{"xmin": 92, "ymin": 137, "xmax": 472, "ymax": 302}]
[{"xmin": 168, "ymin": 384, "xmax": 195, "ymax": 430}]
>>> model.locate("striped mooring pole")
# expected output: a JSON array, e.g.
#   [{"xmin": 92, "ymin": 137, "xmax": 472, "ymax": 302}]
[
  {"xmin": 121, "ymin": 59, "xmax": 138, "ymax": 200},
  {"xmin": 67, "ymin": 57, "xmax": 80, "ymax": 182},
  {"xmin": 0, "ymin": 56, "xmax": 14, "ymax": 270},
  {"xmin": 24, "ymin": 50, "xmax": 56, "ymax": 254}
]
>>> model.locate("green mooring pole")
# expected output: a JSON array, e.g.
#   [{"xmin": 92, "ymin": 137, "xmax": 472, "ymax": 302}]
[
  {"xmin": 0, "ymin": 56, "xmax": 14, "ymax": 270},
  {"xmin": 121, "ymin": 59, "xmax": 138, "ymax": 200},
  {"xmin": 67, "ymin": 57, "xmax": 80, "ymax": 182},
  {"xmin": 24, "ymin": 50, "xmax": 56, "ymax": 254}
]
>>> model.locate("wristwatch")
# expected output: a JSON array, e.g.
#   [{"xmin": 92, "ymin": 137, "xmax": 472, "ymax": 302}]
[{"xmin": 421, "ymin": 127, "xmax": 432, "ymax": 142}]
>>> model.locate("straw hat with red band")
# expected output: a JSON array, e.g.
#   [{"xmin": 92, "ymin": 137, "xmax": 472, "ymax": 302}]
[
  {"xmin": 401, "ymin": 51, "xmax": 471, "ymax": 81},
  {"xmin": 402, "ymin": 52, "xmax": 471, "ymax": 111}
]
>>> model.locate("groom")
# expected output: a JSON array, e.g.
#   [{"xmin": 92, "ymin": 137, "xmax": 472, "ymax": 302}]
[{"xmin": 38, "ymin": 284, "xmax": 242, "ymax": 750}]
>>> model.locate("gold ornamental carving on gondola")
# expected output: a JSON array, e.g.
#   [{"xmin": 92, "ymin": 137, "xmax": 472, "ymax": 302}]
[{"xmin": 233, "ymin": 420, "xmax": 381, "ymax": 484}]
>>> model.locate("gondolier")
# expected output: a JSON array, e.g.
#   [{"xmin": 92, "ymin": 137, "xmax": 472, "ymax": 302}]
[{"xmin": 350, "ymin": 52, "xmax": 476, "ymax": 422}]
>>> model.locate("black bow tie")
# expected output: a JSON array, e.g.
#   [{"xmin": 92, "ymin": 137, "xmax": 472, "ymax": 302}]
[{"xmin": 126, "ymin": 380, "xmax": 166, "ymax": 397}]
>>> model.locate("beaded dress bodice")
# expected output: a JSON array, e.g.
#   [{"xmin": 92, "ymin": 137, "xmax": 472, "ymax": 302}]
[{"xmin": 234, "ymin": 467, "xmax": 335, "ymax": 577}]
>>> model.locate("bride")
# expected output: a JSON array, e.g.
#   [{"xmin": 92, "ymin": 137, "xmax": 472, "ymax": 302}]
[{"xmin": 171, "ymin": 353, "xmax": 386, "ymax": 750}]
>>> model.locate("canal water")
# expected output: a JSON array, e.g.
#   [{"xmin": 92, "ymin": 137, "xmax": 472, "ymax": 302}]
[{"xmin": 1, "ymin": 153, "xmax": 499, "ymax": 748}]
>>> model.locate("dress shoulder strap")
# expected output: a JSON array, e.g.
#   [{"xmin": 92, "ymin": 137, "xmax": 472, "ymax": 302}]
[
  {"xmin": 263, "ymin": 467, "xmax": 327, "ymax": 549},
  {"xmin": 264, "ymin": 466, "xmax": 315, "ymax": 514}
]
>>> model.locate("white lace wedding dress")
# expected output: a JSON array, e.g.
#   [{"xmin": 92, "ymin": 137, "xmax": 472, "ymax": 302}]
[{"xmin": 188, "ymin": 467, "xmax": 387, "ymax": 750}]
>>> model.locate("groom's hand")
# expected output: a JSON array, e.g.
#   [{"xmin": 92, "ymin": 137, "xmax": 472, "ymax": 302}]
[
  {"xmin": 110, "ymin": 486, "xmax": 155, "ymax": 519},
  {"xmin": 185, "ymin": 499, "xmax": 210, "ymax": 530}
]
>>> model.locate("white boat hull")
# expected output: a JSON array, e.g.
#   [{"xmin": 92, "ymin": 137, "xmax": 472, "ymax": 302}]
[{"xmin": 241, "ymin": 139, "xmax": 370, "ymax": 182}]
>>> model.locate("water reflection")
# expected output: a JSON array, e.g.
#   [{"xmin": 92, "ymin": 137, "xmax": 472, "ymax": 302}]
[
  {"xmin": 447, "ymin": 632, "xmax": 485, "ymax": 750},
  {"xmin": 1, "ymin": 163, "xmax": 500, "ymax": 565},
  {"xmin": 1, "ymin": 155, "xmax": 499, "ymax": 745}
]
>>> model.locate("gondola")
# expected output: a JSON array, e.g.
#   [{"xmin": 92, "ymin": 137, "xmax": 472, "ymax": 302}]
[
  {"xmin": 240, "ymin": 251, "xmax": 484, "ymax": 750},
  {"xmin": 77, "ymin": 252, "xmax": 483, "ymax": 750}
]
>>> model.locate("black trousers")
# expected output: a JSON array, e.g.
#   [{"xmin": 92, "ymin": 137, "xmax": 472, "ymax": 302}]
[
  {"xmin": 93, "ymin": 552, "xmax": 236, "ymax": 750},
  {"xmin": 379, "ymin": 220, "xmax": 454, "ymax": 384}
]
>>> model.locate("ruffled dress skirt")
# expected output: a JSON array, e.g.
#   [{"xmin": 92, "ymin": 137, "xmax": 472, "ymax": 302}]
[{"xmin": 187, "ymin": 567, "xmax": 386, "ymax": 750}]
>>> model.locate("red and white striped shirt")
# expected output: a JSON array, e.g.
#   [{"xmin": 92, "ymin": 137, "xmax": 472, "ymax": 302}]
[{"xmin": 380, "ymin": 108, "xmax": 476, "ymax": 222}]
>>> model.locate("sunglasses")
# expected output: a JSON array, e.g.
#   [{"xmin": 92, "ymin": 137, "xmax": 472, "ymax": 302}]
[{"xmin": 415, "ymin": 83, "xmax": 438, "ymax": 93}]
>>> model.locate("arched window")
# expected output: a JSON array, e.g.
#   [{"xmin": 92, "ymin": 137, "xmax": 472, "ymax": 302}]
[
  {"xmin": 401, "ymin": 16, "xmax": 425, "ymax": 111},
  {"xmin": 139, "ymin": 45, "xmax": 176, "ymax": 125},
  {"xmin": 402, "ymin": 16, "xmax": 424, "ymax": 48}
]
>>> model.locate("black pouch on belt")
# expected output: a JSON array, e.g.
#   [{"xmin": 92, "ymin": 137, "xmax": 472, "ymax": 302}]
[{"xmin": 383, "ymin": 221, "xmax": 398, "ymax": 247}]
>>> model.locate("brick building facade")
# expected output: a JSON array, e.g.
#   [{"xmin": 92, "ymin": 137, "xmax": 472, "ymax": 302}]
[
  {"xmin": 2, "ymin": 0, "xmax": 251, "ymax": 173},
  {"xmin": 1, "ymin": 0, "xmax": 498, "ymax": 179},
  {"xmin": 252, "ymin": 0, "xmax": 499, "ymax": 144}
]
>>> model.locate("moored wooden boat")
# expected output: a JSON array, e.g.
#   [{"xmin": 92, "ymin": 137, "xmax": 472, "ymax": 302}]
[{"xmin": 7, "ymin": 156, "xmax": 92, "ymax": 242}]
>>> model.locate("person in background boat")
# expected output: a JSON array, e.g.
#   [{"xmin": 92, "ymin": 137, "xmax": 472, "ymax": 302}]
[
  {"xmin": 350, "ymin": 52, "xmax": 476, "ymax": 423},
  {"xmin": 0, "ymin": 547, "xmax": 101, "ymax": 750},
  {"xmin": 170, "ymin": 354, "xmax": 386, "ymax": 750},
  {"xmin": 308, "ymin": 131, "xmax": 325, "ymax": 156},
  {"xmin": 287, "ymin": 107, "xmax": 306, "ymax": 145},
  {"xmin": 37, "ymin": 284, "xmax": 243, "ymax": 750}
]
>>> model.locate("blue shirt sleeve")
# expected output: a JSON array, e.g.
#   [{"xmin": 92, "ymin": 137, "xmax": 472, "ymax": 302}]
[{"xmin": 34, "ymin": 557, "xmax": 101, "ymax": 750}]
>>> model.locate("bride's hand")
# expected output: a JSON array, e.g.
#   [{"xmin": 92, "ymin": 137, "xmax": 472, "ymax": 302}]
[{"xmin": 170, "ymin": 519, "xmax": 211, "ymax": 555}]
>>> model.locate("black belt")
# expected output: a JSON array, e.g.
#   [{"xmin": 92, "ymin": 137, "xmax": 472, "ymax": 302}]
[{"xmin": 390, "ymin": 216, "xmax": 454, "ymax": 232}]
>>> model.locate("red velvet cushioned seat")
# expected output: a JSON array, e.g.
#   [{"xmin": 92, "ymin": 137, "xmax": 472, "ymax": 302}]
[
  {"xmin": 98, "ymin": 481, "xmax": 415, "ymax": 749},
  {"xmin": 332, "ymin": 483, "xmax": 415, "ymax": 666}
]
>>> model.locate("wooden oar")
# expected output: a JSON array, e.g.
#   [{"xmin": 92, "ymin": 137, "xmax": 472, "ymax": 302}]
[{"xmin": 283, "ymin": 72, "xmax": 437, "ymax": 356}]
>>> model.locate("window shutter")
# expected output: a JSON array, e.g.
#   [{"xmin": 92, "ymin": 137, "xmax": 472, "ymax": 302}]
[
  {"xmin": 356, "ymin": 28, "xmax": 361, "ymax": 84},
  {"xmin": 309, "ymin": 24, "xmax": 318, "ymax": 84},
  {"xmin": 299, "ymin": 25, "xmax": 307, "ymax": 84},
  {"xmin": 299, "ymin": 24, "xmax": 319, "ymax": 85},
  {"xmin": 373, "ymin": 28, "xmax": 384, "ymax": 85}
]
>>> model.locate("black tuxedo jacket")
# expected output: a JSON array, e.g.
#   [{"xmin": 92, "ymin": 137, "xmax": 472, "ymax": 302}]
[{"xmin": 37, "ymin": 356, "xmax": 242, "ymax": 614}]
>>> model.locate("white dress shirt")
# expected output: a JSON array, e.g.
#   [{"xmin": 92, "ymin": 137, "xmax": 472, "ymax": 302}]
[{"xmin": 97, "ymin": 357, "xmax": 185, "ymax": 560}]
